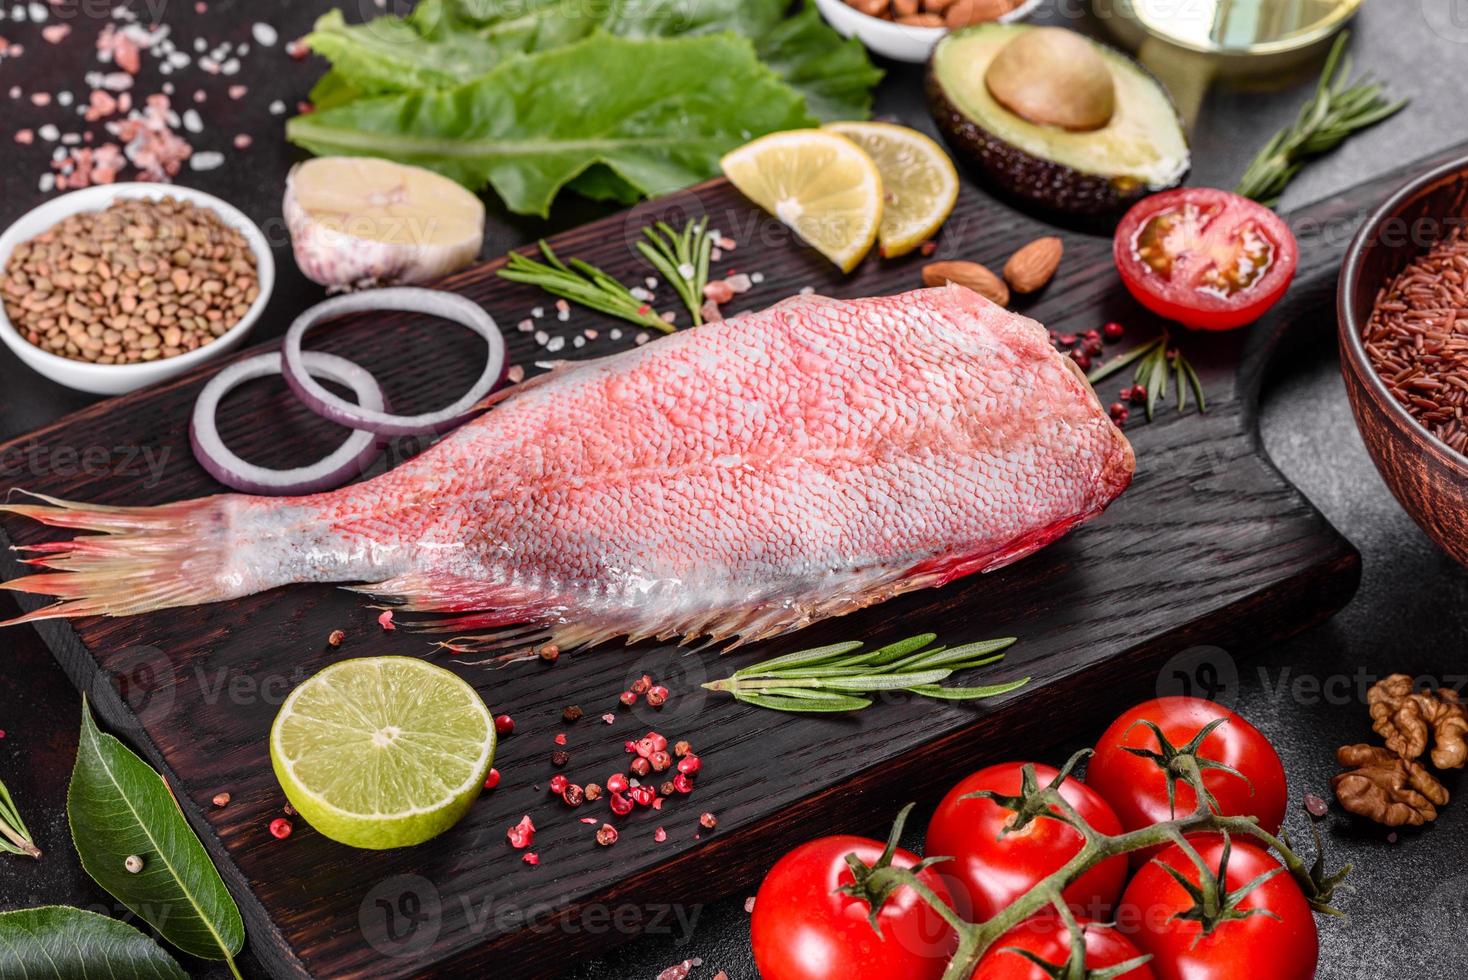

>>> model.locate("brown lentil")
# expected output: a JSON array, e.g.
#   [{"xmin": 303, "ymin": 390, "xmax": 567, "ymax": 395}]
[
  {"xmin": 2, "ymin": 196, "xmax": 258, "ymax": 365},
  {"xmin": 1363, "ymin": 227, "xmax": 1468, "ymax": 455}
]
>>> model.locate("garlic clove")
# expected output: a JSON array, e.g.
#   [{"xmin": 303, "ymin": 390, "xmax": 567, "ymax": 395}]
[{"xmin": 284, "ymin": 157, "xmax": 485, "ymax": 289}]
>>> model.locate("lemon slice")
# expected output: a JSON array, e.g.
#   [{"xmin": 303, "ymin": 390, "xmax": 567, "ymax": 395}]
[
  {"xmin": 721, "ymin": 130, "xmax": 883, "ymax": 273},
  {"xmin": 824, "ymin": 121, "xmax": 959, "ymax": 259},
  {"xmin": 270, "ymin": 656, "xmax": 495, "ymax": 850}
]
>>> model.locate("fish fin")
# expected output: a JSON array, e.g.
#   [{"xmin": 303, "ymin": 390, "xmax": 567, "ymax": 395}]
[
  {"xmin": 381, "ymin": 564, "xmax": 934, "ymax": 662},
  {"xmin": 0, "ymin": 491, "xmax": 237, "ymax": 624}
]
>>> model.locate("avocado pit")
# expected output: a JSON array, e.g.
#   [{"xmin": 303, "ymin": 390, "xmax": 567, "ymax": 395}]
[{"xmin": 985, "ymin": 27, "xmax": 1116, "ymax": 132}]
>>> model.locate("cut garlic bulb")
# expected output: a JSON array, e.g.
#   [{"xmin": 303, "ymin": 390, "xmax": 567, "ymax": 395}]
[{"xmin": 283, "ymin": 157, "xmax": 485, "ymax": 289}]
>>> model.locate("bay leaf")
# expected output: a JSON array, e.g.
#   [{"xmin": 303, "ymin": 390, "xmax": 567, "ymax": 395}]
[{"xmin": 0, "ymin": 906, "xmax": 188, "ymax": 980}]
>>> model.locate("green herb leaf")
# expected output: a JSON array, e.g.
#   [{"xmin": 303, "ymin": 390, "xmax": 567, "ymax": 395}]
[
  {"xmin": 68, "ymin": 698, "xmax": 244, "ymax": 967},
  {"xmin": 499, "ymin": 241, "xmax": 672, "ymax": 331},
  {"xmin": 0, "ymin": 775, "xmax": 40, "ymax": 859},
  {"xmin": 0, "ymin": 906, "xmax": 189, "ymax": 979},
  {"xmin": 307, "ymin": 0, "xmax": 879, "ymax": 124},
  {"xmin": 1235, "ymin": 32, "xmax": 1406, "ymax": 206},
  {"xmin": 709, "ymin": 633, "xmax": 1027, "ymax": 713},
  {"xmin": 289, "ymin": 32, "xmax": 815, "ymax": 217},
  {"xmin": 1087, "ymin": 330, "xmax": 1206, "ymax": 423}
]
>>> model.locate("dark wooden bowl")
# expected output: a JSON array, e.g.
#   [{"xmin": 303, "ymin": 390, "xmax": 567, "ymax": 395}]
[{"xmin": 1338, "ymin": 154, "xmax": 1468, "ymax": 565}]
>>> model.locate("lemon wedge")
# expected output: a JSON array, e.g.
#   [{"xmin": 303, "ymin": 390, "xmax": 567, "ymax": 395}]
[
  {"xmin": 824, "ymin": 121, "xmax": 959, "ymax": 259},
  {"xmin": 720, "ymin": 130, "xmax": 884, "ymax": 273}
]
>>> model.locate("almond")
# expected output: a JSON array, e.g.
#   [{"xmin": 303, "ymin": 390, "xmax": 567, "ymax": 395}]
[
  {"xmin": 1003, "ymin": 236, "xmax": 1063, "ymax": 294},
  {"xmin": 892, "ymin": 0, "xmax": 920, "ymax": 16},
  {"xmin": 944, "ymin": 0, "xmax": 1016, "ymax": 28},
  {"xmin": 898, "ymin": 12, "xmax": 945, "ymax": 25},
  {"xmin": 923, "ymin": 260, "xmax": 1010, "ymax": 307},
  {"xmin": 923, "ymin": 0, "xmax": 958, "ymax": 11}
]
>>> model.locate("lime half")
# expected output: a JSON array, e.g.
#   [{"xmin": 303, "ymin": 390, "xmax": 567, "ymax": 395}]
[{"xmin": 270, "ymin": 656, "xmax": 495, "ymax": 850}]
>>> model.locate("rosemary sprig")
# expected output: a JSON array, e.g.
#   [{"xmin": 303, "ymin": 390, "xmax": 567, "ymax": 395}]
[
  {"xmin": 636, "ymin": 218, "xmax": 713, "ymax": 327},
  {"xmin": 498, "ymin": 240, "xmax": 672, "ymax": 333},
  {"xmin": 703, "ymin": 633, "xmax": 1029, "ymax": 713},
  {"xmin": 1088, "ymin": 330, "xmax": 1205, "ymax": 421},
  {"xmin": 0, "ymin": 775, "xmax": 40, "ymax": 859},
  {"xmin": 1235, "ymin": 31, "xmax": 1407, "ymax": 207}
]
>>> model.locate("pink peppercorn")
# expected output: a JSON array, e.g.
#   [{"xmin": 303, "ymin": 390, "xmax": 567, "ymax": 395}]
[
  {"xmin": 1103, "ymin": 321, "xmax": 1125, "ymax": 341},
  {"xmin": 677, "ymin": 754, "xmax": 701, "ymax": 775},
  {"xmin": 609, "ymin": 792, "xmax": 634, "ymax": 816},
  {"xmin": 549, "ymin": 774, "xmax": 569, "ymax": 795},
  {"xmin": 673, "ymin": 773, "xmax": 695, "ymax": 794},
  {"xmin": 607, "ymin": 773, "xmax": 629, "ymax": 794},
  {"xmin": 269, "ymin": 818, "xmax": 292, "ymax": 839},
  {"xmin": 484, "ymin": 769, "xmax": 500, "ymax": 790},
  {"xmin": 494, "ymin": 714, "xmax": 515, "ymax": 735}
]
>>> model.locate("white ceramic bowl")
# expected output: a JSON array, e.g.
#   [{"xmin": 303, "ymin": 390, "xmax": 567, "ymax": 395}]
[
  {"xmin": 812, "ymin": 0, "xmax": 1043, "ymax": 64},
  {"xmin": 0, "ymin": 183, "xmax": 275, "ymax": 396}
]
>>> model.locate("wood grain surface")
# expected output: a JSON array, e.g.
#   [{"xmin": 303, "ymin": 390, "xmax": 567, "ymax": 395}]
[{"xmin": 13, "ymin": 141, "xmax": 1462, "ymax": 977}]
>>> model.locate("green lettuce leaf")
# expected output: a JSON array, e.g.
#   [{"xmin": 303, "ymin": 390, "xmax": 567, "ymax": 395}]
[
  {"xmin": 0, "ymin": 906, "xmax": 189, "ymax": 979},
  {"xmin": 288, "ymin": 32, "xmax": 816, "ymax": 216},
  {"xmin": 303, "ymin": 0, "xmax": 878, "ymax": 122},
  {"xmin": 68, "ymin": 698, "xmax": 245, "ymax": 966}
]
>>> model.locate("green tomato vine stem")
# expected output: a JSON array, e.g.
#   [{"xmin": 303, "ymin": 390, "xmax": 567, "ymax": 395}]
[{"xmin": 848, "ymin": 749, "xmax": 1348, "ymax": 980}]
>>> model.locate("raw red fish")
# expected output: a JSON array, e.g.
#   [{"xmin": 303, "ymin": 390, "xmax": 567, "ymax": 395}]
[{"xmin": 1, "ymin": 286, "xmax": 1133, "ymax": 656}]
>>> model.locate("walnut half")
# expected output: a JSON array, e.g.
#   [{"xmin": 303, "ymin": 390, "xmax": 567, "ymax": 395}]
[
  {"xmin": 1368, "ymin": 675, "xmax": 1468, "ymax": 770},
  {"xmin": 1332, "ymin": 744, "xmax": 1448, "ymax": 827}
]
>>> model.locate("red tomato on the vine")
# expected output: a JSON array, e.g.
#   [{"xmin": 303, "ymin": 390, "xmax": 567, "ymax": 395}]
[
  {"xmin": 1086, "ymin": 697, "xmax": 1287, "ymax": 843},
  {"xmin": 750, "ymin": 835, "xmax": 957, "ymax": 980},
  {"xmin": 1113, "ymin": 188, "xmax": 1298, "ymax": 331},
  {"xmin": 975, "ymin": 915, "xmax": 1155, "ymax": 979},
  {"xmin": 926, "ymin": 762, "xmax": 1128, "ymax": 922},
  {"xmin": 1118, "ymin": 837, "xmax": 1318, "ymax": 980}
]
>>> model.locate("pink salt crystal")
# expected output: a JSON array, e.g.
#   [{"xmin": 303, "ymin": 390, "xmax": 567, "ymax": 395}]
[
  {"xmin": 506, "ymin": 364, "xmax": 525, "ymax": 384},
  {"xmin": 725, "ymin": 273, "xmax": 753, "ymax": 294},
  {"xmin": 654, "ymin": 827, "xmax": 667, "ymax": 843},
  {"xmin": 378, "ymin": 610, "xmax": 395, "ymax": 631},
  {"xmin": 286, "ymin": 38, "xmax": 309, "ymax": 59},
  {"xmin": 228, "ymin": 84, "xmax": 247, "ymax": 100},
  {"xmin": 194, "ymin": 1, "xmax": 207, "ymax": 11},
  {"xmin": 84, "ymin": 90, "xmax": 117, "ymax": 122},
  {"xmin": 745, "ymin": 896, "xmax": 756, "ymax": 913},
  {"xmin": 193, "ymin": 90, "xmax": 205, "ymax": 103},
  {"xmin": 41, "ymin": 24, "xmax": 69, "ymax": 44},
  {"xmin": 702, "ymin": 279, "xmax": 734, "ymax": 304},
  {"xmin": 233, "ymin": 134, "xmax": 252, "ymax": 149},
  {"xmin": 14, "ymin": 129, "xmax": 32, "ymax": 144},
  {"xmin": 29, "ymin": 92, "xmax": 51, "ymax": 107},
  {"xmin": 700, "ymin": 300, "xmax": 723, "ymax": 324}
]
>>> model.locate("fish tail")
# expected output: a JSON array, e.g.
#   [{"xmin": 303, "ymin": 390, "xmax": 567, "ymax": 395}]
[{"xmin": 1, "ymin": 490, "xmax": 266, "ymax": 624}]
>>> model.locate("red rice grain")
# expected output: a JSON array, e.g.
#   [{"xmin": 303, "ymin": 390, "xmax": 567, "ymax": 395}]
[{"xmin": 1363, "ymin": 226, "xmax": 1468, "ymax": 455}]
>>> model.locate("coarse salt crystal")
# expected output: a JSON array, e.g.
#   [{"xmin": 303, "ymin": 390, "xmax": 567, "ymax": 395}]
[
  {"xmin": 506, "ymin": 364, "xmax": 525, "ymax": 383},
  {"xmin": 533, "ymin": 330, "xmax": 548, "ymax": 345},
  {"xmin": 546, "ymin": 336, "xmax": 565, "ymax": 353},
  {"xmin": 660, "ymin": 310, "xmax": 676, "ymax": 323},
  {"xmin": 193, "ymin": 37, "xmax": 204, "ymax": 52},
  {"xmin": 220, "ymin": 57, "xmax": 240, "ymax": 75},
  {"xmin": 629, "ymin": 286, "xmax": 651, "ymax": 301},
  {"xmin": 233, "ymin": 134, "xmax": 251, "ymax": 149},
  {"xmin": 610, "ymin": 328, "xmax": 622, "ymax": 340},
  {"xmin": 37, "ymin": 123, "xmax": 58, "ymax": 140},
  {"xmin": 181, "ymin": 108, "xmax": 202, "ymax": 132},
  {"xmin": 190, "ymin": 151, "xmax": 224, "ymax": 171},
  {"xmin": 168, "ymin": 51, "xmax": 189, "ymax": 68},
  {"xmin": 799, "ymin": 285, "xmax": 815, "ymax": 295},
  {"xmin": 251, "ymin": 22, "xmax": 278, "ymax": 46},
  {"xmin": 750, "ymin": 271, "xmax": 764, "ymax": 284},
  {"xmin": 677, "ymin": 262, "xmax": 695, "ymax": 279},
  {"xmin": 56, "ymin": 90, "xmax": 72, "ymax": 106},
  {"xmin": 583, "ymin": 329, "xmax": 598, "ymax": 340},
  {"xmin": 556, "ymin": 309, "xmax": 569, "ymax": 322},
  {"xmin": 531, "ymin": 306, "xmax": 544, "ymax": 318},
  {"xmin": 517, "ymin": 318, "xmax": 533, "ymax": 332},
  {"xmin": 644, "ymin": 277, "xmax": 658, "ymax": 290},
  {"xmin": 268, "ymin": 99, "xmax": 285, "ymax": 115},
  {"xmin": 635, "ymin": 333, "xmax": 650, "ymax": 345},
  {"xmin": 38, "ymin": 172, "xmax": 54, "ymax": 192},
  {"xmin": 710, "ymin": 248, "xmax": 722, "ymax": 262},
  {"xmin": 573, "ymin": 336, "xmax": 585, "ymax": 348}
]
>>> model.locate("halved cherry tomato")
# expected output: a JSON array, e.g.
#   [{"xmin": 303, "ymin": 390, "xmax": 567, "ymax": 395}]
[
  {"xmin": 975, "ymin": 915, "xmax": 1155, "ymax": 979},
  {"xmin": 1113, "ymin": 188, "xmax": 1297, "ymax": 331},
  {"xmin": 1086, "ymin": 697, "xmax": 1287, "ymax": 855},
  {"xmin": 925, "ymin": 762, "xmax": 1128, "ymax": 922},
  {"xmin": 1118, "ymin": 837, "xmax": 1318, "ymax": 980},
  {"xmin": 750, "ymin": 835, "xmax": 957, "ymax": 980}
]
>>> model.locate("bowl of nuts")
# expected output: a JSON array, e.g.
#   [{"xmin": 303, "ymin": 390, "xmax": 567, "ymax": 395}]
[
  {"xmin": 0, "ymin": 183, "xmax": 274, "ymax": 396},
  {"xmin": 813, "ymin": 0, "xmax": 1040, "ymax": 63}
]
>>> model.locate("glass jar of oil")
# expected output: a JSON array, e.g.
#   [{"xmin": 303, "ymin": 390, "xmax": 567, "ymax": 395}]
[{"xmin": 1097, "ymin": 0, "xmax": 1364, "ymax": 79}]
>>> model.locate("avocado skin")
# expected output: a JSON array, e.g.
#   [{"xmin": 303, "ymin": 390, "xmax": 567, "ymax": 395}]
[{"xmin": 924, "ymin": 58, "xmax": 1189, "ymax": 223}]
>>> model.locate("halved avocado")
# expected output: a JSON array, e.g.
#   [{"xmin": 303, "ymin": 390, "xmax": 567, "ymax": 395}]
[{"xmin": 927, "ymin": 23, "xmax": 1189, "ymax": 220}]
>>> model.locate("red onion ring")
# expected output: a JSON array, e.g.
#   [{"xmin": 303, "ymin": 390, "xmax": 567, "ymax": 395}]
[
  {"xmin": 281, "ymin": 288, "xmax": 505, "ymax": 436},
  {"xmin": 190, "ymin": 351, "xmax": 389, "ymax": 495}
]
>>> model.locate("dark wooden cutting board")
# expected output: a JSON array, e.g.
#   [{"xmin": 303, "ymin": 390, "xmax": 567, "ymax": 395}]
[{"xmin": 10, "ymin": 141, "xmax": 1457, "ymax": 978}]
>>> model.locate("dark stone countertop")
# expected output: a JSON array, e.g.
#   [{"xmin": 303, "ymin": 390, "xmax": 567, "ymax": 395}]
[{"xmin": 2, "ymin": 2, "xmax": 1466, "ymax": 978}]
